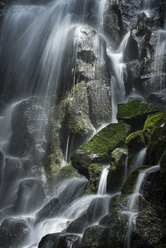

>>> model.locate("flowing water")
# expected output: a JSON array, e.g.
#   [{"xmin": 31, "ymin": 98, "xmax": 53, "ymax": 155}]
[
  {"xmin": 97, "ymin": 165, "xmax": 110, "ymax": 195},
  {"xmin": 123, "ymin": 165, "xmax": 160, "ymax": 248}
]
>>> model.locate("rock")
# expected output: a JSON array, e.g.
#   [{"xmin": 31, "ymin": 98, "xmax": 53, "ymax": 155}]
[
  {"xmin": 14, "ymin": 178, "xmax": 46, "ymax": 214},
  {"xmin": 0, "ymin": 217, "xmax": 30, "ymax": 248},
  {"xmin": 126, "ymin": 130, "xmax": 146, "ymax": 154},
  {"xmin": 147, "ymin": 125, "xmax": 166, "ymax": 165},
  {"xmin": 46, "ymin": 26, "xmax": 112, "ymax": 177},
  {"xmin": 160, "ymin": 150, "xmax": 166, "ymax": 188},
  {"xmin": 81, "ymin": 225, "xmax": 108, "ymax": 248},
  {"xmin": 71, "ymin": 121, "xmax": 130, "ymax": 179},
  {"xmin": 9, "ymin": 97, "xmax": 48, "ymax": 160},
  {"xmin": 132, "ymin": 208, "xmax": 166, "ymax": 248},
  {"xmin": 103, "ymin": 2, "xmax": 123, "ymax": 48},
  {"xmin": 121, "ymin": 165, "xmax": 151, "ymax": 195},
  {"xmin": 66, "ymin": 197, "xmax": 109, "ymax": 234},
  {"xmin": 143, "ymin": 112, "xmax": 166, "ymax": 142},
  {"xmin": 108, "ymin": 148, "xmax": 128, "ymax": 193},
  {"xmin": 117, "ymin": 99, "xmax": 162, "ymax": 130},
  {"xmin": 38, "ymin": 233, "xmax": 80, "ymax": 248}
]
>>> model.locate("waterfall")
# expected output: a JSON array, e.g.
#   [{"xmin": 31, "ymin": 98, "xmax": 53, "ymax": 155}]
[
  {"xmin": 132, "ymin": 147, "xmax": 147, "ymax": 168},
  {"xmin": 123, "ymin": 165, "xmax": 160, "ymax": 248},
  {"xmin": 151, "ymin": 28, "xmax": 166, "ymax": 92},
  {"xmin": 97, "ymin": 165, "xmax": 110, "ymax": 195}
]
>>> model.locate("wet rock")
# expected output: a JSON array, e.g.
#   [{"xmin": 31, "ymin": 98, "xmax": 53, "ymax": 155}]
[
  {"xmin": 14, "ymin": 178, "xmax": 46, "ymax": 214},
  {"xmin": 81, "ymin": 225, "xmax": 108, "ymax": 248},
  {"xmin": 71, "ymin": 121, "xmax": 130, "ymax": 179},
  {"xmin": 107, "ymin": 148, "xmax": 128, "ymax": 193},
  {"xmin": 0, "ymin": 217, "xmax": 30, "ymax": 248},
  {"xmin": 9, "ymin": 97, "xmax": 48, "ymax": 160},
  {"xmin": 66, "ymin": 197, "xmax": 109, "ymax": 233},
  {"xmin": 38, "ymin": 233, "xmax": 80, "ymax": 248},
  {"xmin": 103, "ymin": 2, "xmax": 123, "ymax": 48},
  {"xmin": 147, "ymin": 125, "xmax": 166, "ymax": 165},
  {"xmin": 126, "ymin": 130, "xmax": 146, "ymax": 155},
  {"xmin": 160, "ymin": 150, "xmax": 166, "ymax": 188}
]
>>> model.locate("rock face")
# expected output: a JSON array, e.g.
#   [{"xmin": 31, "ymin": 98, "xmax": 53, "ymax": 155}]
[
  {"xmin": 47, "ymin": 26, "xmax": 112, "ymax": 178},
  {"xmin": 0, "ymin": 218, "xmax": 30, "ymax": 248}
]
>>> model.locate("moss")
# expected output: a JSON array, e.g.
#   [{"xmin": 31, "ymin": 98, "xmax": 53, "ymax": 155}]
[
  {"xmin": 85, "ymin": 163, "xmax": 103, "ymax": 194},
  {"xmin": 80, "ymin": 121, "xmax": 130, "ymax": 161},
  {"xmin": 126, "ymin": 130, "xmax": 145, "ymax": 154},
  {"xmin": 117, "ymin": 99, "xmax": 160, "ymax": 119},
  {"xmin": 121, "ymin": 165, "xmax": 151, "ymax": 195},
  {"xmin": 143, "ymin": 112, "xmax": 166, "ymax": 141},
  {"xmin": 117, "ymin": 99, "xmax": 161, "ymax": 130},
  {"xmin": 55, "ymin": 162, "xmax": 78, "ymax": 178}
]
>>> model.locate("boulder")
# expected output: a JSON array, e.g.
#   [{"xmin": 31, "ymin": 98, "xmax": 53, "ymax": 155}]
[
  {"xmin": 0, "ymin": 217, "xmax": 30, "ymax": 248},
  {"xmin": 160, "ymin": 150, "xmax": 166, "ymax": 188},
  {"xmin": 81, "ymin": 225, "xmax": 108, "ymax": 248},
  {"xmin": 71, "ymin": 121, "xmax": 130, "ymax": 179},
  {"xmin": 117, "ymin": 99, "xmax": 162, "ymax": 130},
  {"xmin": 38, "ymin": 233, "xmax": 80, "ymax": 248}
]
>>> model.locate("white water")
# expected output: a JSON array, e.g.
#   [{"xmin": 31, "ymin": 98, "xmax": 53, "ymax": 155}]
[
  {"xmin": 97, "ymin": 165, "xmax": 110, "ymax": 195},
  {"xmin": 123, "ymin": 165, "xmax": 160, "ymax": 248},
  {"xmin": 108, "ymin": 31, "xmax": 130, "ymax": 122},
  {"xmin": 152, "ymin": 28, "xmax": 166, "ymax": 91},
  {"xmin": 133, "ymin": 147, "xmax": 147, "ymax": 168}
]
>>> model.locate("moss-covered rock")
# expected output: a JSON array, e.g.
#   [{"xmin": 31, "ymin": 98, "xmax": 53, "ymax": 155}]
[
  {"xmin": 71, "ymin": 122, "xmax": 130, "ymax": 178},
  {"xmin": 107, "ymin": 148, "xmax": 128, "ymax": 193},
  {"xmin": 147, "ymin": 125, "xmax": 166, "ymax": 165},
  {"xmin": 126, "ymin": 130, "xmax": 146, "ymax": 154},
  {"xmin": 85, "ymin": 163, "xmax": 103, "ymax": 194},
  {"xmin": 117, "ymin": 99, "xmax": 162, "ymax": 130},
  {"xmin": 143, "ymin": 112, "xmax": 166, "ymax": 142},
  {"xmin": 155, "ymin": 245, "xmax": 166, "ymax": 248},
  {"xmin": 160, "ymin": 150, "xmax": 166, "ymax": 187}
]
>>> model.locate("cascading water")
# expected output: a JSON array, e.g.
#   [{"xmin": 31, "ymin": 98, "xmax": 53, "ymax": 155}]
[
  {"xmin": 132, "ymin": 147, "xmax": 147, "ymax": 168},
  {"xmin": 97, "ymin": 165, "xmax": 110, "ymax": 195},
  {"xmin": 123, "ymin": 165, "xmax": 160, "ymax": 248}
]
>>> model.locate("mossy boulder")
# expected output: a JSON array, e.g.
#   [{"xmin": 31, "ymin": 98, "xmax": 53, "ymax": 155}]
[
  {"xmin": 107, "ymin": 148, "xmax": 128, "ymax": 193},
  {"xmin": 147, "ymin": 125, "xmax": 166, "ymax": 165},
  {"xmin": 160, "ymin": 150, "xmax": 166, "ymax": 187},
  {"xmin": 143, "ymin": 112, "xmax": 166, "ymax": 142},
  {"xmin": 155, "ymin": 245, "xmax": 166, "ymax": 248},
  {"xmin": 85, "ymin": 163, "xmax": 103, "ymax": 194},
  {"xmin": 117, "ymin": 99, "xmax": 162, "ymax": 130},
  {"xmin": 126, "ymin": 130, "xmax": 146, "ymax": 154},
  {"xmin": 71, "ymin": 122, "xmax": 130, "ymax": 178}
]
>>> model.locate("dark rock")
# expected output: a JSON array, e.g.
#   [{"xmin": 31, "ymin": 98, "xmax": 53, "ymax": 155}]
[
  {"xmin": 38, "ymin": 233, "xmax": 80, "ymax": 248},
  {"xmin": 0, "ymin": 217, "xmax": 30, "ymax": 248},
  {"xmin": 81, "ymin": 225, "xmax": 108, "ymax": 248},
  {"xmin": 14, "ymin": 178, "xmax": 46, "ymax": 214},
  {"xmin": 160, "ymin": 150, "xmax": 166, "ymax": 188}
]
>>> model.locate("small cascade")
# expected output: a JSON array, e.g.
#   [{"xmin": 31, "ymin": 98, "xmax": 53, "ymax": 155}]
[
  {"xmin": 123, "ymin": 165, "xmax": 160, "ymax": 248},
  {"xmin": 98, "ymin": 0, "xmax": 107, "ymax": 30},
  {"xmin": 132, "ymin": 147, "xmax": 147, "ymax": 168},
  {"xmin": 97, "ymin": 165, "xmax": 110, "ymax": 195},
  {"xmin": 108, "ymin": 31, "xmax": 130, "ymax": 122},
  {"xmin": 142, "ymin": 0, "xmax": 151, "ymax": 17},
  {"xmin": 151, "ymin": 28, "xmax": 166, "ymax": 92}
]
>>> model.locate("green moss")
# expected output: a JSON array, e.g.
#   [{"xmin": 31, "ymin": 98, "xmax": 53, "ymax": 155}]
[
  {"xmin": 143, "ymin": 112, "xmax": 166, "ymax": 141},
  {"xmin": 121, "ymin": 165, "xmax": 151, "ymax": 195},
  {"xmin": 85, "ymin": 163, "xmax": 103, "ymax": 194},
  {"xmin": 56, "ymin": 162, "xmax": 78, "ymax": 178},
  {"xmin": 80, "ymin": 121, "xmax": 130, "ymax": 161},
  {"xmin": 117, "ymin": 99, "xmax": 160, "ymax": 120},
  {"xmin": 126, "ymin": 130, "xmax": 146, "ymax": 154}
]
